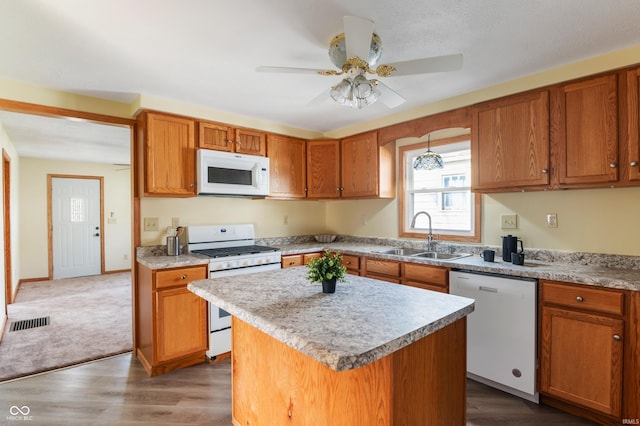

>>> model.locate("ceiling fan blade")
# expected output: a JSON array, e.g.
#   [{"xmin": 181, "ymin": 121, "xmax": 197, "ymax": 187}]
[
  {"xmin": 343, "ymin": 16, "xmax": 375, "ymax": 62},
  {"xmin": 383, "ymin": 53, "xmax": 463, "ymax": 76},
  {"xmin": 307, "ymin": 88, "xmax": 331, "ymax": 107},
  {"xmin": 374, "ymin": 81, "xmax": 405, "ymax": 108},
  {"xmin": 256, "ymin": 66, "xmax": 327, "ymax": 75}
]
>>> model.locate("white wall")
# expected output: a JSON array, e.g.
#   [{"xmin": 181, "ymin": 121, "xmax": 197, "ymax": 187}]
[
  {"xmin": 0, "ymin": 121, "xmax": 20, "ymax": 333},
  {"xmin": 139, "ymin": 197, "xmax": 327, "ymax": 246},
  {"xmin": 19, "ymin": 158, "xmax": 131, "ymax": 279}
]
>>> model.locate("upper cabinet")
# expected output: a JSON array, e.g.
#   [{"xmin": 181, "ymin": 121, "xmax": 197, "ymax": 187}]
[
  {"xmin": 471, "ymin": 91, "xmax": 550, "ymax": 191},
  {"xmin": 307, "ymin": 139, "xmax": 341, "ymax": 199},
  {"xmin": 198, "ymin": 120, "xmax": 266, "ymax": 156},
  {"xmin": 137, "ymin": 111, "xmax": 197, "ymax": 197},
  {"xmin": 341, "ymin": 131, "xmax": 395, "ymax": 198},
  {"xmin": 551, "ymin": 74, "xmax": 619, "ymax": 187},
  {"xmin": 267, "ymin": 134, "xmax": 307, "ymax": 199},
  {"xmin": 306, "ymin": 132, "xmax": 395, "ymax": 200},
  {"xmin": 622, "ymin": 67, "xmax": 640, "ymax": 183}
]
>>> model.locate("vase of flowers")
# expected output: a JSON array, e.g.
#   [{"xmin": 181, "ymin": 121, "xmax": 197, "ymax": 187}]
[{"xmin": 306, "ymin": 250, "xmax": 347, "ymax": 294}]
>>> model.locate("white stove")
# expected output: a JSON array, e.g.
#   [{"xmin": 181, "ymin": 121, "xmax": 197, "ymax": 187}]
[{"xmin": 186, "ymin": 224, "xmax": 282, "ymax": 359}]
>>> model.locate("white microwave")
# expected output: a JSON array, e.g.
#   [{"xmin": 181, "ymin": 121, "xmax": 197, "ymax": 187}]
[{"xmin": 196, "ymin": 149, "xmax": 270, "ymax": 197}]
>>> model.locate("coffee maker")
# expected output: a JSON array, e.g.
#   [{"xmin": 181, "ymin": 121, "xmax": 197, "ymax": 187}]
[{"xmin": 501, "ymin": 235, "xmax": 523, "ymax": 261}]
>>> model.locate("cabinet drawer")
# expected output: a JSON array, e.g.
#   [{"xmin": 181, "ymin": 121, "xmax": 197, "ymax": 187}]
[
  {"xmin": 365, "ymin": 258, "xmax": 400, "ymax": 277},
  {"xmin": 155, "ymin": 266, "xmax": 207, "ymax": 290},
  {"xmin": 542, "ymin": 281, "xmax": 624, "ymax": 316},
  {"xmin": 342, "ymin": 254, "xmax": 360, "ymax": 271},
  {"xmin": 303, "ymin": 252, "xmax": 322, "ymax": 264},
  {"xmin": 282, "ymin": 254, "xmax": 303, "ymax": 268},
  {"xmin": 403, "ymin": 263, "xmax": 448, "ymax": 286}
]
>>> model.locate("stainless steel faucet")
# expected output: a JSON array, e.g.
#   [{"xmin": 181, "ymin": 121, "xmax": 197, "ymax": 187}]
[{"xmin": 410, "ymin": 211, "xmax": 434, "ymax": 250}]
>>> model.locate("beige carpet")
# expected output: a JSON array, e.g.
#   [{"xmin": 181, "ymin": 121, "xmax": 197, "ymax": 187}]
[{"xmin": 0, "ymin": 272, "xmax": 132, "ymax": 382}]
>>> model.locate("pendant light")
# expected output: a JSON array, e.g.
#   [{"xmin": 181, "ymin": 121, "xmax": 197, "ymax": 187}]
[{"xmin": 413, "ymin": 134, "xmax": 444, "ymax": 170}]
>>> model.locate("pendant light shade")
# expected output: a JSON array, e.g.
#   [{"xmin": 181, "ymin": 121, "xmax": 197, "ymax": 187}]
[{"xmin": 413, "ymin": 134, "xmax": 444, "ymax": 170}]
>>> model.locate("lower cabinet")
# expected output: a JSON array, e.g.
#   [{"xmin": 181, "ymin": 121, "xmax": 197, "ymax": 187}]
[
  {"xmin": 281, "ymin": 252, "xmax": 321, "ymax": 268},
  {"xmin": 136, "ymin": 263, "xmax": 208, "ymax": 376},
  {"xmin": 539, "ymin": 280, "xmax": 626, "ymax": 421},
  {"xmin": 401, "ymin": 263, "xmax": 449, "ymax": 293},
  {"xmin": 364, "ymin": 258, "xmax": 401, "ymax": 283}
]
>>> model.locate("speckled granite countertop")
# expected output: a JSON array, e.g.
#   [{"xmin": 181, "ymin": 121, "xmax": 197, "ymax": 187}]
[
  {"xmin": 137, "ymin": 239, "xmax": 640, "ymax": 291},
  {"xmin": 188, "ymin": 267, "xmax": 474, "ymax": 371},
  {"xmin": 275, "ymin": 242, "xmax": 640, "ymax": 291}
]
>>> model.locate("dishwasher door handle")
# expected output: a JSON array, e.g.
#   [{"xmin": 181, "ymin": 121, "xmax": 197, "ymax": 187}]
[{"xmin": 479, "ymin": 285, "xmax": 498, "ymax": 293}]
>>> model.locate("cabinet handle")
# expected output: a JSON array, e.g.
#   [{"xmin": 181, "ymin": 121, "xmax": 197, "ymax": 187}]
[
  {"xmin": 180, "ymin": 274, "xmax": 187, "ymax": 280},
  {"xmin": 631, "ymin": 161, "xmax": 639, "ymax": 167},
  {"xmin": 576, "ymin": 296, "xmax": 584, "ymax": 302},
  {"xmin": 226, "ymin": 139, "xmax": 233, "ymax": 144},
  {"xmin": 613, "ymin": 334, "xmax": 621, "ymax": 341},
  {"xmin": 541, "ymin": 168, "xmax": 549, "ymax": 174},
  {"xmin": 610, "ymin": 162, "xmax": 617, "ymax": 168},
  {"xmin": 289, "ymin": 261, "xmax": 296, "ymax": 265},
  {"xmin": 236, "ymin": 140, "xmax": 241, "ymax": 145}
]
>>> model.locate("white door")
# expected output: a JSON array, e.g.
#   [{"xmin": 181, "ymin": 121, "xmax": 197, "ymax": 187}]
[{"xmin": 52, "ymin": 177, "xmax": 101, "ymax": 279}]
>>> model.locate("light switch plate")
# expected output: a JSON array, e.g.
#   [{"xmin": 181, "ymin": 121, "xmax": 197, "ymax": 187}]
[
  {"xmin": 546, "ymin": 213, "xmax": 558, "ymax": 228},
  {"xmin": 143, "ymin": 217, "xmax": 159, "ymax": 232},
  {"xmin": 500, "ymin": 214, "xmax": 517, "ymax": 229}
]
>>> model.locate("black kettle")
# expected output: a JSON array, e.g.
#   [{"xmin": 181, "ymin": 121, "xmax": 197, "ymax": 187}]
[{"xmin": 501, "ymin": 235, "xmax": 523, "ymax": 261}]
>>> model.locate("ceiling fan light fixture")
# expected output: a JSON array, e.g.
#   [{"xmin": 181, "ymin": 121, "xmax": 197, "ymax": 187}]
[{"xmin": 330, "ymin": 75, "xmax": 380, "ymax": 109}]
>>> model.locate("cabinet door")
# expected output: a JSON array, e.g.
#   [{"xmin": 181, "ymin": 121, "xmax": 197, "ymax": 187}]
[
  {"xmin": 306, "ymin": 140, "xmax": 341, "ymax": 199},
  {"xmin": 267, "ymin": 134, "xmax": 307, "ymax": 198},
  {"xmin": 303, "ymin": 252, "xmax": 322, "ymax": 264},
  {"xmin": 471, "ymin": 91, "xmax": 550, "ymax": 191},
  {"xmin": 553, "ymin": 75, "xmax": 619, "ymax": 186},
  {"xmin": 281, "ymin": 254, "xmax": 303, "ymax": 268},
  {"xmin": 142, "ymin": 112, "xmax": 196, "ymax": 196},
  {"xmin": 198, "ymin": 121, "xmax": 233, "ymax": 152},
  {"xmin": 624, "ymin": 68, "xmax": 640, "ymax": 182},
  {"xmin": 235, "ymin": 128, "xmax": 266, "ymax": 156},
  {"xmin": 341, "ymin": 131, "xmax": 380, "ymax": 198},
  {"xmin": 540, "ymin": 306, "xmax": 623, "ymax": 417},
  {"xmin": 155, "ymin": 286, "xmax": 207, "ymax": 363}
]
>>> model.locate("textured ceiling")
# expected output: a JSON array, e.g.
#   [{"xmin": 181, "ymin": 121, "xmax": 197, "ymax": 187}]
[{"xmin": 2, "ymin": 0, "xmax": 640, "ymax": 163}]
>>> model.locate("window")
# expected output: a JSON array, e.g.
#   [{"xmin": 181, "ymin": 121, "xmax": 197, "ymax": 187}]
[{"xmin": 399, "ymin": 136, "xmax": 480, "ymax": 242}]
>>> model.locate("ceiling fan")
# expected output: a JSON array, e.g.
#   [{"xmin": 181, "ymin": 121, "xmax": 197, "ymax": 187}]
[{"xmin": 257, "ymin": 16, "xmax": 463, "ymax": 109}]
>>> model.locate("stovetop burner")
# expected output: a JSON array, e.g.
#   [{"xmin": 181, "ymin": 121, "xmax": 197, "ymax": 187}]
[{"xmin": 193, "ymin": 245, "xmax": 279, "ymax": 259}]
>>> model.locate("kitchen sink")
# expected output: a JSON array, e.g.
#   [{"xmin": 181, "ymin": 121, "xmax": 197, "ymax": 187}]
[
  {"xmin": 376, "ymin": 248, "xmax": 426, "ymax": 256},
  {"xmin": 411, "ymin": 252, "xmax": 471, "ymax": 260}
]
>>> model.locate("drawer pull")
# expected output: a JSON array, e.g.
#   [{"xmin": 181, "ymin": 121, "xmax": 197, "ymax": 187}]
[
  {"xmin": 610, "ymin": 162, "xmax": 617, "ymax": 168},
  {"xmin": 613, "ymin": 334, "xmax": 621, "ymax": 341},
  {"xmin": 541, "ymin": 168, "xmax": 549, "ymax": 174},
  {"xmin": 631, "ymin": 161, "xmax": 639, "ymax": 167},
  {"xmin": 181, "ymin": 274, "xmax": 187, "ymax": 280},
  {"xmin": 576, "ymin": 296, "xmax": 584, "ymax": 302},
  {"xmin": 479, "ymin": 286, "xmax": 498, "ymax": 293},
  {"xmin": 289, "ymin": 261, "xmax": 296, "ymax": 265}
]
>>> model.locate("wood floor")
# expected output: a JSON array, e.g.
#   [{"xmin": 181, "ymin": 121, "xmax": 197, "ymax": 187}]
[{"xmin": 0, "ymin": 353, "xmax": 596, "ymax": 426}]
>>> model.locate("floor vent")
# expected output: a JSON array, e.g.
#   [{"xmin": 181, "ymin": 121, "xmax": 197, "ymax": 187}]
[{"xmin": 9, "ymin": 316, "xmax": 50, "ymax": 332}]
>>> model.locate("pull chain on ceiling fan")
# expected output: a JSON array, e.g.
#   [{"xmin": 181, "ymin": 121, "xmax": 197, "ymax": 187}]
[{"xmin": 257, "ymin": 16, "xmax": 463, "ymax": 109}]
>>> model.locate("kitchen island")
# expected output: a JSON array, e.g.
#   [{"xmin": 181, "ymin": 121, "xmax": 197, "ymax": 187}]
[{"xmin": 188, "ymin": 267, "xmax": 474, "ymax": 425}]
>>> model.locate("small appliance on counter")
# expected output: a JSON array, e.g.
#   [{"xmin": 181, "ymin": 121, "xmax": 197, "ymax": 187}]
[{"xmin": 501, "ymin": 234, "xmax": 523, "ymax": 262}]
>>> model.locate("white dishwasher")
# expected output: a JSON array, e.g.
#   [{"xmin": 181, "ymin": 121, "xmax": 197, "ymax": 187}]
[{"xmin": 450, "ymin": 269, "xmax": 539, "ymax": 403}]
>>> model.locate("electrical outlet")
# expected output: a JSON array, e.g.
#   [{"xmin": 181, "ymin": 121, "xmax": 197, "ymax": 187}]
[
  {"xmin": 547, "ymin": 213, "xmax": 558, "ymax": 228},
  {"xmin": 283, "ymin": 215, "xmax": 289, "ymax": 225},
  {"xmin": 171, "ymin": 217, "xmax": 180, "ymax": 227},
  {"xmin": 500, "ymin": 214, "xmax": 517, "ymax": 229},
  {"xmin": 362, "ymin": 214, "xmax": 368, "ymax": 225},
  {"xmin": 143, "ymin": 217, "xmax": 159, "ymax": 231}
]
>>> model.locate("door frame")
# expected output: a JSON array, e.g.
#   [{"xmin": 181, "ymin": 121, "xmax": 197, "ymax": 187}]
[
  {"xmin": 3, "ymin": 149, "xmax": 12, "ymax": 310},
  {"xmin": 47, "ymin": 174, "xmax": 105, "ymax": 279}
]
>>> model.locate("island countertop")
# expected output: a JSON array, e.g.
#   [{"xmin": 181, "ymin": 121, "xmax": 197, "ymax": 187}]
[{"xmin": 188, "ymin": 267, "xmax": 474, "ymax": 371}]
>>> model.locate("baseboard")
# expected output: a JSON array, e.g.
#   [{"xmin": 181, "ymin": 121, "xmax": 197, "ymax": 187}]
[
  {"xmin": 18, "ymin": 276, "xmax": 49, "ymax": 284},
  {"xmin": 0, "ymin": 314, "xmax": 6, "ymax": 342},
  {"xmin": 104, "ymin": 269, "xmax": 131, "ymax": 275}
]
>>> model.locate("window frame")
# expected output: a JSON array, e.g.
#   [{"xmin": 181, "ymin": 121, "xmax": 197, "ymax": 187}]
[{"xmin": 398, "ymin": 135, "xmax": 481, "ymax": 242}]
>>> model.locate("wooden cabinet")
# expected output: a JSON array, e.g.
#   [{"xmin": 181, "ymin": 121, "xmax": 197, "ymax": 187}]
[
  {"xmin": 540, "ymin": 281, "xmax": 625, "ymax": 419},
  {"xmin": 551, "ymin": 74, "xmax": 619, "ymax": 187},
  {"xmin": 471, "ymin": 91, "xmax": 550, "ymax": 191},
  {"xmin": 622, "ymin": 67, "xmax": 640, "ymax": 182},
  {"xmin": 364, "ymin": 258, "xmax": 401, "ymax": 283},
  {"xmin": 198, "ymin": 120, "xmax": 266, "ymax": 156},
  {"xmin": 135, "ymin": 263, "xmax": 208, "ymax": 376},
  {"xmin": 341, "ymin": 131, "xmax": 395, "ymax": 198},
  {"xmin": 401, "ymin": 262, "xmax": 449, "ymax": 293},
  {"xmin": 307, "ymin": 133, "xmax": 395, "ymax": 199},
  {"xmin": 267, "ymin": 134, "xmax": 307, "ymax": 198},
  {"xmin": 341, "ymin": 254, "xmax": 360, "ymax": 275},
  {"xmin": 137, "ymin": 111, "xmax": 197, "ymax": 197},
  {"xmin": 307, "ymin": 139, "xmax": 341, "ymax": 199},
  {"xmin": 281, "ymin": 252, "xmax": 322, "ymax": 268}
]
